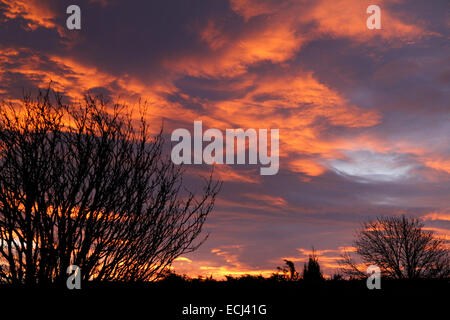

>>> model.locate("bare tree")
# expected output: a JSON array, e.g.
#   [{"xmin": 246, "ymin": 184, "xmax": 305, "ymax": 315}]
[
  {"xmin": 0, "ymin": 89, "xmax": 221, "ymax": 286},
  {"xmin": 341, "ymin": 216, "xmax": 449, "ymax": 279}
]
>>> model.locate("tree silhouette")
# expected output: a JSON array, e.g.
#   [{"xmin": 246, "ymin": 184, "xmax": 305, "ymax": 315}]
[
  {"xmin": 341, "ymin": 215, "xmax": 449, "ymax": 279},
  {"xmin": 302, "ymin": 250, "xmax": 323, "ymax": 282},
  {"xmin": 0, "ymin": 89, "xmax": 220, "ymax": 286}
]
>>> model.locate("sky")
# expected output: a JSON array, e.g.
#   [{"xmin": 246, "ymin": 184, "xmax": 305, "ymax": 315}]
[{"xmin": 0, "ymin": 0, "xmax": 449, "ymax": 278}]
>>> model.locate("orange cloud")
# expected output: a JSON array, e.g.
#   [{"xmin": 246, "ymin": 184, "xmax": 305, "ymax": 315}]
[
  {"xmin": 423, "ymin": 227, "xmax": 450, "ymax": 239},
  {"xmin": 209, "ymin": 71, "xmax": 381, "ymax": 176},
  {"xmin": 1, "ymin": 0, "xmax": 57, "ymax": 30},
  {"xmin": 230, "ymin": 0, "xmax": 436, "ymax": 44},
  {"xmin": 243, "ymin": 193, "xmax": 288, "ymax": 208},
  {"xmin": 0, "ymin": 49, "xmax": 191, "ymax": 132},
  {"xmin": 422, "ymin": 211, "xmax": 450, "ymax": 222},
  {"xmin": 229, "ymin": 0, "xmax": 277, "ymax": 21},
  {"xmin": 172, "ymin": 245, "xmax": 275, "ymax": 279},
  {"xmin": 173, "ymin": 256, "xmax": 193, "ymax": 263},
  {"xmin": 186, "ymin": 165, "xmax": 261, "ymax": 184},
  {"xmin": 214, "ymin": 198, "xmax": 289, "ymax": 216},
  {"xmin": 1, "ymin": 0, "xmax": 441, "ymax": 186},
  {"xmin": 213, "ymin": 165, "xmax": 261, "ymax": 184},
  {"xmin": 2, "ymin": 46, "xmax": 384, "ymax": 183},
  {"xmin": 306, "ymin": 0, "xmax": 429, "ymax": 41},
  {"xmin": 166, "ymin": 16, "xmax": 304, "ymax": 77},
  {"xmin": 290, "ymin": 159, "xmax": 326, "ymax": 176},
  {"xmin": 423, "ymin": 158, "xmax": 450, "ymax": 174}
]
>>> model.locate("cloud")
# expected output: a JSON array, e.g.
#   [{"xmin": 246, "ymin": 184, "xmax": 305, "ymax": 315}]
[
  {"xmin": 422, "ymin": 211, "xmax": 450, "ymax": 222},
  {"xmin": 188, "ymin": 165, "xmax": 262, "ymax": 184},
  {"xmin": 423, "ymin": 158, "xmax": 450, "ymax": 174},
  {"xmin": 230, "ymin": 0, "xmax": 436, "ymax": 44},
  {"xmin": 290, "ymin": 158, "xmax": 326, "ymax": 177},
  {"xmin": 173, "ymin": 256, "xmax": 193, "ymax": 263},
  {"xmin": 166, "ymin": 17, "xmax": 304, "ymax": 77},
  {"xmin": 172, "ymin": 245, "xmax": 275, "ymax": 279},
  {"xmin": 243, "ymin": 193, "xmax": 288, "ymax": 208},
  {"xmin": 206, "ymin": 70, "xmax": 381, "ymax": 177},
  {"xmin": 0, "ymin": 0, "xmax": 57, "ymax": 30},
  {"xmin": 305, "ymin": 0, "xmax": 433, "ymax": 42},
  {"xmin": 328, "ymin": 150, "xmax": 416, "ymax": 182}
]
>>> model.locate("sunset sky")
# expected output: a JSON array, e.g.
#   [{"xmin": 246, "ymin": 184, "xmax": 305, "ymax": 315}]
[{"xmin": 0, "ymin": 0, "xmax": 449, "ymax": 278}]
